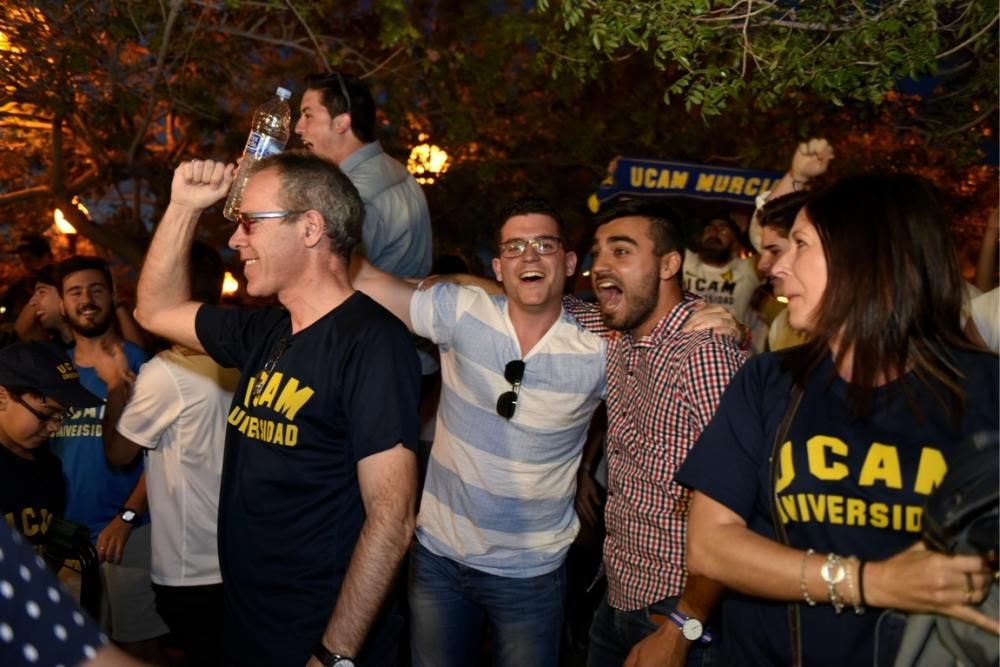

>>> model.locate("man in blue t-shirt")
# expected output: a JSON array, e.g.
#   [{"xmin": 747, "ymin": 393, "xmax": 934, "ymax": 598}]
[
  {"xmin": 135, "ymin": 152, "xmax": 420, "ymax": 667},
  {"xmin": 48, "ymin": 256, "xmax": 167, "ymax": 662}
]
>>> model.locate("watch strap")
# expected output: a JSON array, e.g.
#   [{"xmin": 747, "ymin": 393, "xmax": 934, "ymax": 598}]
[
  {"xmin": 313, "ymin": 641, "xmax": 354, "ymax": 667},
  {"xmin": 667, "ymin": 608, "xmax": 713, "ymax": 644}
]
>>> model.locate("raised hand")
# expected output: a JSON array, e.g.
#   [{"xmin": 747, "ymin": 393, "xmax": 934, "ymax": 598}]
[
  {"xmin": 790, "ymin": 138, "xmax": 835, "ymax": 183},
  {"xmin": 92, "ymin": 339, "xmax": 134, "ymax": 391},
  {"xmin": 171, "ymin": 159, "xmax": 236, "ymax": 211}
]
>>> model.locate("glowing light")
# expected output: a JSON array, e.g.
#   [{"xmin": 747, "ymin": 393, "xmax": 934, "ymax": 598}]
[
  {"xmin": 222, "ymin": 272, "xmax": 240, "ymax": 296},
  {"xmin": 776, "ymin": 295, "xmax": 789, "ymax": 304},
  {"xmin": 53, "ymin": 197, "xmax": 89, "ymax": 234},
  {"xmin": 407, "ymin": 142, "xmax": 450, "ymax": 185},
  {"xmin": 581, "ymin": 270, "xmax": 591, "ymax": 277}
]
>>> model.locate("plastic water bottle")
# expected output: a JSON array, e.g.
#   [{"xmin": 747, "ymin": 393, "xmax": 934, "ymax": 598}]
[{"xmin": 223, "ymin": 87, "xmax": 293, "ymax": 221}]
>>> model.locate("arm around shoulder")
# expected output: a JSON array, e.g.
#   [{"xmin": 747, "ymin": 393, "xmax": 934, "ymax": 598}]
[{"xmin": 349, "ymin": 253, "xmax": 418, "ymax": 330}]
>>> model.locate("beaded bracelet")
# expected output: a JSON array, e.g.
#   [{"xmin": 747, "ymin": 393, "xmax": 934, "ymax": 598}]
[
  {"xmin": 842, "ymin": 556, "xmax": 865, "ymax": 615},
  {"xmin": 800, "ymin": 548, "xmax": 816, "ymax": 606}
]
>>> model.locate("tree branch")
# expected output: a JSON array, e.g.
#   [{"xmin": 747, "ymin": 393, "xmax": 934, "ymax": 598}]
[
  {"xmin": 932, "ymin": 102, "xmax": 998, "ymax": 138},
  {"xmin": 284, "ymin": 0, "xmax": 330, "ymax": 71},
  {"xmin": 127, "ymin": 0, "xmax": 184, "ymax": 166},
  {"xmin": 936, "ymin": 13, "xmax": 999, "ymax": 59}
]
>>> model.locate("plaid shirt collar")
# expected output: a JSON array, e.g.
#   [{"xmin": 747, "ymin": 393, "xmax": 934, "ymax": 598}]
[{"xmin": 621, "ymin": 291, "xmax": 702, "ymax": 349}]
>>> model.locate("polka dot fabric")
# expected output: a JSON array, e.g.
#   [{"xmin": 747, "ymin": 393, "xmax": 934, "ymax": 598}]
[{"xmin": 0, "ymin": 524, "xmax": 106, "ymax": 666}]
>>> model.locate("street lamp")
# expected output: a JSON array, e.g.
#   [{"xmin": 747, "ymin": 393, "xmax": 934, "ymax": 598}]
[{"xmin": 407, "ymin": 134, "xmax": 450, "ymax": 185}]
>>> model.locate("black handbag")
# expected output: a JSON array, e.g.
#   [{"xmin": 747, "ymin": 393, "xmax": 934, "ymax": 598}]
[{"xmin": 921, "ymin": 430, "xmax": 999, "ymax": 557}]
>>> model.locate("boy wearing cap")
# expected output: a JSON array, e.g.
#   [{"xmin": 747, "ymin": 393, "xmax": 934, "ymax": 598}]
[{"xmin": 0, "ymin": 341, "xmax": 101, "ymax": 556}]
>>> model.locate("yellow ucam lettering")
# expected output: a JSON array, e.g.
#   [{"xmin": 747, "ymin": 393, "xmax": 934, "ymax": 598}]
[
  {"xmin": 744, "ymin": 177, "xmax": 762, "ymax": 196},
  {"xmin": 858, "ymin": 442, "xmax": 903, "ymax": 489},
  {"xmin": 695, "ymin": 173, "xmax": 715, "ymax": 192},
  {"xmin": 630, "ymin": 167, "xmax": 645, "ymax": 187},
  {"xmin": 845, "ymin": 498, "xmax": 866, "ymax": 526},
  {"xmin": 913, "ymin": 447, "xmax": 947, "ymax": 495},
  {"xmin": 254, "ymin": 372, "xmax": 284, "ymax": 409},
  {"xmin": 805, "ymin": 494, "xmax": 826, "ymax": 521},
  {"xmin": 826, "ymin": 494, "xmax": 844, "ymax": 523},
  {"xmin": 712, "ymin": 175, "xmax": 732, "ymax": 193},
  {"xmin": 760, "ymin": 177, "xmax": 776, "ymax": 193},
  {"xmin": 228, "ymin": 405, "xmax": 245, "ymax": 426},
  {"xmin": 20, "ymin": 508, "xmax": 38, "ymax": 536},
  {"xmin": 779, "ymin": 494, "xmax": 798, "ymax": 523},
  {"xmin": 671, "ymin": 171, "xmax": 689, "ymax": 189},
  {"xmin": 644, "ymin": 168, "xmax": 660, "ymax": 189},
  {"xmin": 870, "ymin": 502, "xmax": 889, "ymax": 528},
  {"xmin": 23, "ymin": 508, "xmax": 51, "ymax": 537},
  {"xmin": 806, "ymin": 435, "xmax": 850, "ymax": 481},
  {"xmin": 243, "ymin": 375, "xmax": 261, "ymax": 405},
  {"xmin": 727, "ymin": 176, "xmax": 745, "ymax": 194},
  {"xmin": 274, "ymin": 378, "xmax": 315, "ymax": 420},
  {"xmin": 775, "ymin": 440, "xmax": 796, "ymax": 493}
]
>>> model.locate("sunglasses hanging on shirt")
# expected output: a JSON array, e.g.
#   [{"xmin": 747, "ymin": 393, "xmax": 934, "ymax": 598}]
[{"xmin": 496, "ymin": 360, "xmax": 525, "ymax": 420}]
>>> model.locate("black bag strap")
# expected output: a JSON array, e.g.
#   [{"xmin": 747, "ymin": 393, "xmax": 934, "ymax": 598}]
[{"xmin": 769, "ymin": 384, "xmax": 805, "ymax": 667}]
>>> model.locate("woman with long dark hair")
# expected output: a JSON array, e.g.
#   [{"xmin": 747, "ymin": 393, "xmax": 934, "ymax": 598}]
[{"xmin": 677, "ymin": 173, "xmax": 998, "ymax": 665}]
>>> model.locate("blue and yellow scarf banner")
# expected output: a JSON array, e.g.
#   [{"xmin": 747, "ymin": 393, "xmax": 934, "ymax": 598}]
[{"xmin": 589, "ymin": 157, "xmax": 784, "ymax": 212}]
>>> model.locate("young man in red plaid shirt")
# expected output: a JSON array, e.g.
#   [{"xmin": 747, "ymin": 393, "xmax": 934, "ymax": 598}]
[{"xmin": 564, "ymin": 198, "xmax": 748, "ymax": 667}]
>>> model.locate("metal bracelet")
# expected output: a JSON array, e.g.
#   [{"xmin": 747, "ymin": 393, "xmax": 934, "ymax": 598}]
[
  {"xmin": 820, "ymin": 552, "xmax": 846, "ymax": 614},
  {"xmin": 799, "ymin": 548, "xmax": 816, "ymax": 606}
]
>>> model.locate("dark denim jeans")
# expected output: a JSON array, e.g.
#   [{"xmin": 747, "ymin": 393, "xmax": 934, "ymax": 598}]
[
  {"xmin": 587, "ymin": 591, "xmax": 713, "ymax": 667},
  {"xmin": 408, "ymin": 542, "xmax": 566, "ymax": 667}
]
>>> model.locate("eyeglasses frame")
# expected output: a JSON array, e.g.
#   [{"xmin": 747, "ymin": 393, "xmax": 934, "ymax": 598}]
[
  {"xmin": 235, "ymin": 210, "xmax": 308, "ymax": 235},
  {"xmin": 10, "ymin": 392, "xmax": 72, "ymax": 428},
  {"xmin": 498, "ymin": 236, "xmax": 563, "ymax": 259}
]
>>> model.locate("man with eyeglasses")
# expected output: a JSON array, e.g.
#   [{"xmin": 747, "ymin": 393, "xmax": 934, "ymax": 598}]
[
  {"xmin": 135, "ymin": 151, "xmax": 421, "ymax": 667},
  {"xmin": 0, "ymin": 341, "xmax": 101, "ymax": 558},
  {"xmin": 48, "ymin": 255, "xmax": 169, "ymax": 663},
  {"xmin": 296, "ymin": 72, "xmax": 431, "ymax": 280},
  {"xmin": 352, "ymin": 197, "xmax": 606, "ymax": 666}
]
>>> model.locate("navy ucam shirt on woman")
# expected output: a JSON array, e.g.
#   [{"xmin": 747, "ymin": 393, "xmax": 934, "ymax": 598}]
[{"xmin": 677, "ymin": 347, "xmax": 998, "ymax": 667}]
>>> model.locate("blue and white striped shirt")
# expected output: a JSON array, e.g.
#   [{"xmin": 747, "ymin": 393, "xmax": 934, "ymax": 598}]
[{"xmin": 411, "ymin": 284, "xmax": 606, "ymax": 577}]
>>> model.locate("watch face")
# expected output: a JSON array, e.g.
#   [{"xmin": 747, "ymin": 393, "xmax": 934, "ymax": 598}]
[
  {"xmin": 120, "ymin": 510, "xmax": 137, "ymax": 523},
  {"xmin": 682, "ymin": 618, "xmax": 704, "ymax": 641}
]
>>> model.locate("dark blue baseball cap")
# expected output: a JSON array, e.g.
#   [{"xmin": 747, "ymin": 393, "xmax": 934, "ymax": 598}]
[{"xmin": 0, "ymin": 342, "xmax": 102, "ymax": 408}]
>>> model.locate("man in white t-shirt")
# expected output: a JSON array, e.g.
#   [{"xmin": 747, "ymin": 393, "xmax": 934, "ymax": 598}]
[
  {"xmin": 682, "ymin": 214, "xmax": 760, "ymax": 329},
  {"xmin": 101, "ymin": 243, "xmax": 238, "ymax": 666}
]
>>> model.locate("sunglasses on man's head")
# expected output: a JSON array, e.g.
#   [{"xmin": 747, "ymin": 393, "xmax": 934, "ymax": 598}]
[
  {"xmin": 496, "ymin": 360, "xmax": 525, "ymax": 420},
  {"xmin": 316, "ymin": 72, "xmax": 352, "ymax": 117},
  {"xmin": 234, "ymin": 210, "xmax": 306, "ymax": 235}
]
